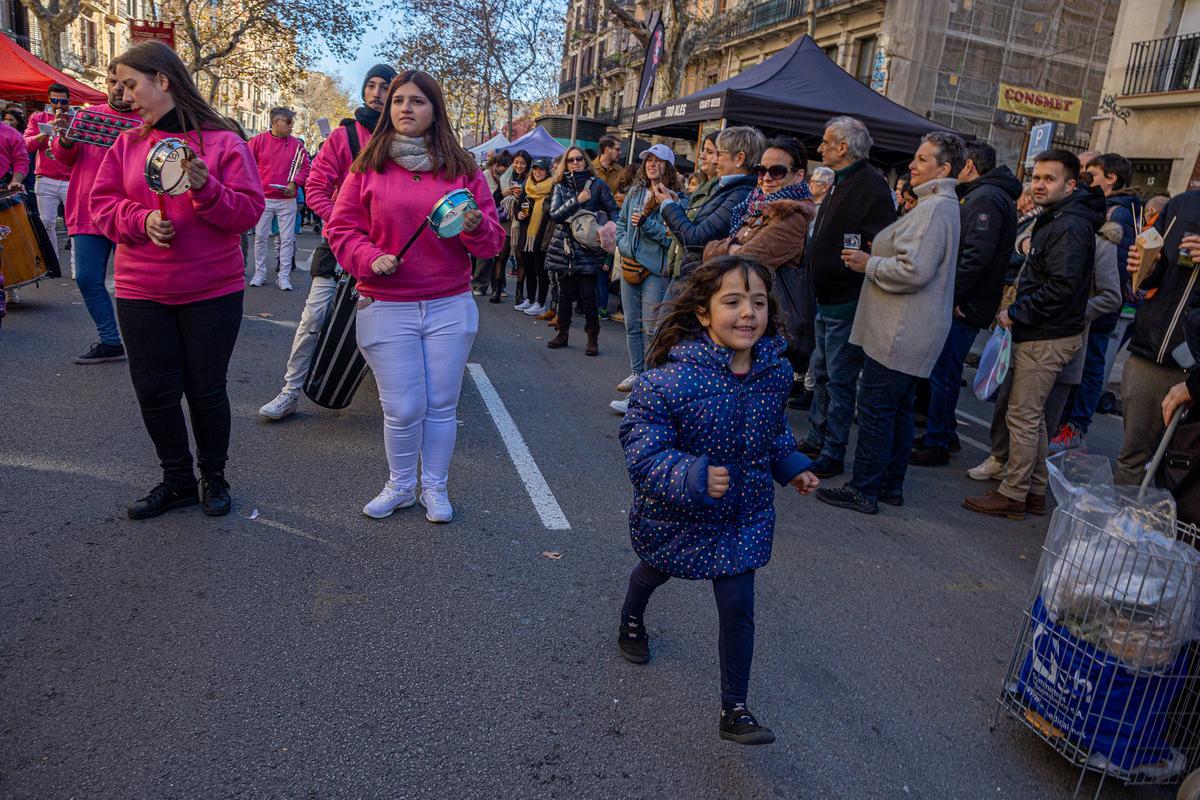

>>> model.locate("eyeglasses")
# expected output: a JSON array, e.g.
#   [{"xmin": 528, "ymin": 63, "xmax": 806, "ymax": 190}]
[
  {"xmin": 566, "ymin": 155, "xmax": 586, "ymax": 164},
  {"xmin": 49, "ymin": 98, "xmax": 69, "ymax": 105},
  {"xmin": 754, "ymin": 164, "xmax": 792, "ymax": 180}
]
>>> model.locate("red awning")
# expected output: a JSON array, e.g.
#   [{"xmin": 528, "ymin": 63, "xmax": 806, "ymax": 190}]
[{"xmin": 0, "ymin": 34, "xmax": 106, "ymax": 105}]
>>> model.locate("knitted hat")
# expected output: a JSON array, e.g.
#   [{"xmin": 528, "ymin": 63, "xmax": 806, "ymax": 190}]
[{"xmin": 362, "ymin": 64, "xmax": 398, "ymax": 100}]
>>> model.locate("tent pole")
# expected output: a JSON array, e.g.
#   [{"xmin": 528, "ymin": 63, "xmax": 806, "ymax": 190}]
[{"xmin": 569, "ymin": 44, "xmax": 582, "ymax": 147}]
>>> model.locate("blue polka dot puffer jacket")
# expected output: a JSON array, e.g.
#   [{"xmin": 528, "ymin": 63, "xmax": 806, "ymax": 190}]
[{"xmin": 619, "ymin": 334, "xmax": 813, "ymax": 579}]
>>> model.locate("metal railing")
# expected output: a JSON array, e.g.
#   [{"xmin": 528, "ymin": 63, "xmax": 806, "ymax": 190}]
[
  {"xmin": 719, "ymin": 0, "xmax": 807, "ymax": 44},
  {"xmin": 1122, "ymin": 31, "xmax": 1200, "ymax": 95},
  {"xmin": 559, "ymin": 77, "xmax": 577, "ymax": 95}
]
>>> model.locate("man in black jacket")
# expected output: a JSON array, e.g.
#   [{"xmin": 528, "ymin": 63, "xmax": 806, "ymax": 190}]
[
  {"xmin": 1117, "ymin": 189, "xmax": 1200, "ymax": 484},
  {"xmin": 799, "ymin": 116, "xmax": 897, "ymax": 478},
  {"xmin": 965, "ymin": 150, "xmax": 1102, "ymax": 519},
  {"xmin": 912, "ymin": 141, "xmax": 1020, "ymax": 466}
]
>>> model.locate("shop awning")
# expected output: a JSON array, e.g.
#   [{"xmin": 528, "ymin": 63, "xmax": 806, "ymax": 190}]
[{"xmin": 0, "ymin": 34, "xmax": 106, "ymax": 105}]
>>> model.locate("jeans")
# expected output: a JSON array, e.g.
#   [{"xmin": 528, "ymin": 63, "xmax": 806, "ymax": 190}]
[
  {"xmin": 805, "ymin": 311, "xmax": 864, "ymax": 461},
  {"xmin": 354, "ymin": 292, "xmax": 478, "ymax": 490},
  {"xmin": 924, "ymin": 317, "xmax": 979, "ymax": 450},
  {"xmin": 1066, "ymin": 313, "xmax": 1118, "ymax": 433},
  {"xmin": 116, "ymin": 291, "xmax": 243, "ymax": 485},
  {"xmin": 622, "ymin": 561, "xmax": 756, "ymax": 709},
  {"xmin": 253, "ymin": 198, "xmax": 299, "ymax": 281},
  {"xmin": 281, "ymin": 275, "xmax": 338, "ymax": 393},
  {"xmin": 620, "ymin": 272, "xmax": 667, "ymax": 374},
  {"xmin": 73, "ymin": 234, "xmax": 119, "ymax": 345},
  {"xmin": 35, "ymin": 175, "xmax": 68, "ymax": 257},
  {"xmin": 596, "ymin": 262, "xmax": 611, "ymax": 313},
  {"xmin": 555, "ymin": 272, "xmax": 599, "ymax": 333},
  {"xmin": 848, "ymin": 356, "xmax": 917, "ymax": 500}
]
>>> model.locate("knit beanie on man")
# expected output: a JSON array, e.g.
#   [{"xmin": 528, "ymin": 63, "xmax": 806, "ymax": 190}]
[{"xmin": 362, "ymin": 64, "xmax": 398, "ymax": 100}]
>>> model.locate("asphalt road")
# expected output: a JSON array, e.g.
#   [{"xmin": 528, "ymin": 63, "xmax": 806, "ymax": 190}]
[{"xmin": 0, "ymin": 232, "xmax": 1174, "ymax": 799}]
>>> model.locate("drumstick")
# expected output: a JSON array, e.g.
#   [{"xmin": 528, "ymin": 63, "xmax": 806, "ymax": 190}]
[{"xmin": 396, "ymin": 219, "xmax": 429, "ymax": 261}]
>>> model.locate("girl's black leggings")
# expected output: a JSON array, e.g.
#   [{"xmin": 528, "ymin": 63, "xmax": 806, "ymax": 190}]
[
  {"xmin": 622, "ymin": 560, "xmax": 756, "ymax": 709},
  {"xmin": 520, "ymin": 250, "xmax": 547, "ymax": 306}
]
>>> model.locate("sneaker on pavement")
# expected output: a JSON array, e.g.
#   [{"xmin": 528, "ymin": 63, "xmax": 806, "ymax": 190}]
[
  {"xmin": 74, "ymin": 341, "xmax": 126, "ymax": 364},
  {"xmin": 127, "ymin": 481, "xmax": 199, "ymax": 520},
  {"xmin": 719, "ymin": 705, "xmax": 775, "ymax": 745},
  {"xmin": 909, "ymin": 445, "xmax": 950, "ymax": 467},
  {"xmin": 914, "ymin": 433, "xmax": 961, "ymax": 454},
  {"xmin": 363, "ymin": 481, "xmax": 417, "ymax": 519},
  {"xmin": 419, "ymin": 486, "xmax": 453, "ymax": 523},
  {"xmin": 799, "ymin": 439, "xmax": 822, "ymax": 458},
  {"xmin": 515, "ymin": 300, "xmax": 533, "ymax": 311},
  {"xmin": 810, "ymin": 455, "xmax": 844, "ymax": 479},
  {"xmin": 523, "ymin": 302, "xmax": 546, "ymax": 316},
  {"xmin": 200, "ymin": 473, "xmax": 232, "ymax": 516},
  {"xmin": 277, "ymin": 276, "xmax": 294, "ymax": 291},
  {"xmin": 618, "ymin": 613, "xmax": 650, "ymax": 664},
  {"xmin": 259, "ymin": 391, "xmax": 299, "ymax": 421},
  {"xmin": 816, "ymin": 486, "xmax": 878, "ymax": 515},
  {"xmin": 610, "ymin": 310, "xmax": 625, "ymax": 323},
  {"xmin": 472, "ymin": 288, "xmax": 485, "ymax": 296},
  {"xmin": 967, "ymin": 455, "xmax": 1006, "ymax": 482},
  {"xmin": 1049, "ymin": 422, "xmax": 1084, "ymax": 454},
  {"xmin": 616, "ymin": 373, "xmax": 638, "ymax": 392},
  {"xmin": 609, "ymin": 399, "xmax": 628, "ymax": 415},
  {"xmin": 249, "ymin": 274, "xmax": 266, "ymax": 287}
]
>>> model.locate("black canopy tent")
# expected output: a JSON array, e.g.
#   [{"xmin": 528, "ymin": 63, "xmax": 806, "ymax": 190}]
[{"xmin": 633, "ymin": 35, "xmax": 964, "ymax": 161}]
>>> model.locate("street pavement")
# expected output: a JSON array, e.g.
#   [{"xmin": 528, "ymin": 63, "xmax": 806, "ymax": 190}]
[{"xmin": 0, "ymin": 232, "xmax": 1174, "ymax": 799}]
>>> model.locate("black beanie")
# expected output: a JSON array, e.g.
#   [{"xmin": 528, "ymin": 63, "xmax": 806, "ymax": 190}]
[{"xmin": 362, "ymin": 64, "xmax": 397, "ymax": 100}]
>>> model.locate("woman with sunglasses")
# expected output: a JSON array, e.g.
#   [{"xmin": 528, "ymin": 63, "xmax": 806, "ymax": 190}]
[{"xmin": 544, "ymin": 145, "xmax": 619, "ymax": 356}]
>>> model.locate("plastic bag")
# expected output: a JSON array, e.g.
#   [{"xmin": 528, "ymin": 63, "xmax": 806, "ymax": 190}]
[{"xmin": 973, "ymin": 326, "xmax": 1011, "ymax": 401}]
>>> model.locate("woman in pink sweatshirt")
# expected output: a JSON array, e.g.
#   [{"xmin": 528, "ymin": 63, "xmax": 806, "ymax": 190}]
[
  {"xmin": 325, "ymin": 70, "xmax": 504, "ymax": 523},
  {"xmin": 90, "ymin": 41, "xmax": 265, "ymax": 521}
]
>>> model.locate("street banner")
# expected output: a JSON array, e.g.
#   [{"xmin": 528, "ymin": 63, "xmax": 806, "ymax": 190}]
[
  {"xmin": 637, "ymin": 11, "xmax": 665, "ymax": 110},
  {"xmin": 130, "ymin": 20, "xmax": 176, "ymax": 49},
  {"xmin": 997, "ymin": 83, "xmax": 1082, "ymax": 126}
]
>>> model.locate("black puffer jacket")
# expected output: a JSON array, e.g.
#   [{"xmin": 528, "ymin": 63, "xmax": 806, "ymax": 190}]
[
  {"xmin": 661, "ymin": 173, "xmax": 757, "ymax": 280},
  {"xmin": 1008, "ymin": 187, "xmax": 1105, "ymax": 343},
  {"xmin": 955, "ymin": 166, "xmax": 1021, "ymax": 328},
  {"xmin": 1129, "ymin": 189, "xmax": 1200, "ymax": 368},
  {"xmin": 544, "ymin": 171, "xmax": 619, "ymax": 276}
]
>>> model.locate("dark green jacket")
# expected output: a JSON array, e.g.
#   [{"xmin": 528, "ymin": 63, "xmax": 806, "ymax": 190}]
[{"xmin": 666, "ymin": 177, "xmax": 718, "ymax": 278}]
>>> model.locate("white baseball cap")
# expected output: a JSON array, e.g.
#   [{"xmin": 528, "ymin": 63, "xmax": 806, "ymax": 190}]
[{"xmin": 640, "ymin": 143, "xmax": 676, "ymax": 166}]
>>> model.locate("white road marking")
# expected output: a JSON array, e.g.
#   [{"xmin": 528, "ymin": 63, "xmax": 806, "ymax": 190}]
[
  {"xmin": 956, "ymin": 410, "xmax": 992, "ymax": 428},
  {"xmin": 243, "ymin": 314, "xmax": 299, "ymax": 330},
  {"xmin": 958, "ymin": 434, "xmax": 991, "ymax": 453},
  {"xmin": 467, "ymin": 363, "xmax": 570, "ymax": 530}
]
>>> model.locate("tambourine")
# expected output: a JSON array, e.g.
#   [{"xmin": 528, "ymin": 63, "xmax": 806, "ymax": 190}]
[
  {"xmin": 144, "ymin": 138, "xmax": 195, "ymax": 223},
  {"xmin": 396, "ymin": 188, "xmax": 479, "ymax": 260}
]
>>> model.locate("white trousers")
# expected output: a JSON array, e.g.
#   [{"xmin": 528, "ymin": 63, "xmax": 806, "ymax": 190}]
[
  {"xmin": 253, "ymin": 197, "xmax": 299, "ymax": 280},
  {"xmin": 35, "ymin": 176, "xmax": 69, "ymax": 256},
  {"xmin": 281, "ymin": 275, "xmax": 338, "ymax": 392},
  {"xmin": 355, "ymin": 292, "xmax": 478, "ymax": 490}
]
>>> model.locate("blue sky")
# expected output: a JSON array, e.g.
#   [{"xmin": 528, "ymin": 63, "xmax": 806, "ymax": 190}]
[{"xmin": 313, "ymin": 27, "xmax": 389, "ymax": 90}]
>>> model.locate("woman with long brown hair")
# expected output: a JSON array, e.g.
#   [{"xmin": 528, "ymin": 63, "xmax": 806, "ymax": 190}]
[
  {"xmin": 325, "ymin": 70, "xmax": 504, "ymax": 523},
  {"xmin": 90, "ymin": 41, "xmax": 264, "ymax": 520}
]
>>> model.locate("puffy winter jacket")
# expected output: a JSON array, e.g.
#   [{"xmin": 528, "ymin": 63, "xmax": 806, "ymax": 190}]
[
  {"xmin": 619, "ymin": 335, "xmax": 813, "ymax": 579},
  {"xmin": 1106, "ymin": 190, "xmax": 1142, "ymax": 305},
  {"xmin": 544, "ymin": 171, "xmax": 619, "ymax": 276},
  {"xmin": 615, "ymin": 183, "xmax": 670, "ymax": 275},
  {"xmin": 1129, "ymin": 189, "xmax": 1200, "ymax": 369},
  {"xmin": 660, "ymin": 173, "xmax": 758, "ymax": 280},
  {"xmin": 666, "ymin": 176, "xmax": 718, "ymax": 278},
  {"xmin": 955, "ymin": 165, "xmax": 1021, "ymax": 328}
]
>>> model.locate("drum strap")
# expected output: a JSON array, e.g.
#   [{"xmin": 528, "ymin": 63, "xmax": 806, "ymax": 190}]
[{"xmin": 341, "ymin": 119, "xmax": 363, "ymax": 159}]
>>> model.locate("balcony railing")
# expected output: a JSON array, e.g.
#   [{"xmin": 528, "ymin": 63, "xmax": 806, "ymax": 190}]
[
  {"xmin": 579, "ymin": 72, "xmax": 595, "ymax": 89},
  {"xmin": 719, "ymin": 0, "xmax": 807, "ymax": 44},
  {"xmin": 1123, "ymin": 32, "xmax": 1200, "ymax": 95},
  {"xmin": 559, "ymin": 77, "xmax": 577, "ymax": 95}
]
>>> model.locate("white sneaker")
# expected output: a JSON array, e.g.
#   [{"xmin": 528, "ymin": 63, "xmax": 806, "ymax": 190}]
[
  {"xmin": 609, "ymin": 399, "xmax": 628, "ymax": 415},
  {"xmin": 616, "ymin": 373, "xmax": 638, "ymax": 392},
  {"xmin": 418, "ymin": 486, "xmax": 453, "ymax": 523},
  {"xmin": 277, "ymin": 276, "xmax": 293, "ymax": 291},
  {"xmin": 523, "ymin": 302, "xmax": 545, "ymax": 316},
  {"xmin": 363, "ymin": 481, "xmax": 416, "ymax": 518},
  {"xmin": 514, "ymin": 300, "xmax": 533, "ymax": 311},
  {"xmin": 259, "ymin": 390, "xmax": 299, "ymax": 420},
  {"xmin": 967, "ymin": 455, "xmax": 1006, "ymax": 482},
  {"xmin": 249, "ymin": 273, "xmax": 266, "ymax": 287}
]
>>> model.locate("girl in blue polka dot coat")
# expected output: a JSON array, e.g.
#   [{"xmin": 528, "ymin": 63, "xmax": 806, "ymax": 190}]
[{"xmin": 616, "ymin": 256, "xmax": 819, "ymax": 745}]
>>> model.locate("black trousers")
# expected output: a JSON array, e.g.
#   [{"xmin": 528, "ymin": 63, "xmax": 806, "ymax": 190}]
[
  {"xmin": 520, "ymin": 250, "xmax": 547, "ymax": 306},
  {"xmin": 555, "ymin": 272, "xmax": 598, "ymax": 333},
  {"xmin": 117, "ymin": 291, "xmax": 243, "ymax": 486}
]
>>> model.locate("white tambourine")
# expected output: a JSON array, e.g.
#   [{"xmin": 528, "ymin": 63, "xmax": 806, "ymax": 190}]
[{"xmin": 144, "ymin": 138, "xmax": 195, "ymax": 197}]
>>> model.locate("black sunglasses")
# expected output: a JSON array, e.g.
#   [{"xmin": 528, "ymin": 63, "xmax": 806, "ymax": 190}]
[
  {"xmin": 754, "ymin": 164, "xmax": 792, "ymax": 180},
  {"xmin": 49, "ymin": 97, "xmax": 69, "ymax": 105}
]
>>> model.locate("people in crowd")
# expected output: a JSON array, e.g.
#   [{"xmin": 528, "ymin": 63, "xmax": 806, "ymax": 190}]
[
  {"xmin": 609, "ymin": 143, "xmax": 678, "ymax": 415},
  {"xmin": 472, "ymin": 150, "xmax": 512, "ymax": 296},
  {"xmin": 513, "ymin": 156, "xmax": 556, "ymax": 320},
  {"xmin": 324, "ymin": 70, "xmax": 505, "ymax": 522},
  {"xmin": 3, "ymin": 108, "xmax": 37, "ymax": 197},
  {"xmin": 248, "ymin": 107, "xmax": 311, "ymax": 291},
  {"xmin": 544, "ymin": 144, "xmax": 619, "ymax": 356},
  {"xmin": 592, "ymin": 135, "xmax": 624, "ymax": 318},
  {"xmin": 50, "ymin": 63, "xmax": 141, "ymax": 366},
  {"xmin": 0, "ymin": 105, "xmax": 29, "ymax": 193},
  {"xmin": 258, "ymin": 63, "xmax": 395, "ymax": 422},
  {"xmin": 665, "ymin": 131, "xmax": 720, "ymax": 284},
  {"xmin": 814, "ymin": 132, "xmax": 964, "ymax": 514},
  {"xmin": 800, "ymin": 115, "xmax": 897, "ymax": 479},
  {"xmin": 91, "ymin": 40, "xmax": 265, "ymax": 519},
  {"xmin": 910, "ymin": 141, "xmax": 1020, "ymax": 466},
  {"xmin": 807, "ymin": 165, "xmax": 834, "ymax": 237},
  {"xmin": 1144, "ymin": 192, "xmax": 1170, "ymax": 228},
  {"xmin": 895, "ymin": 173, "xmax": 918, "ymax": 215},
  {"xmin": 23, "ymin": 83, "xmax": 72, "ymax": 262},
  {"xmin": 1075, "ymin": 151, "xmax": 1101, "ymax": 186},
  {"xmin": 1117, "ymin": 189, "xmax": 1200, "ymax": 485},
  {"xmin": 494, "ymin": 149, "xmax": 530, "ymax": 305},
  {"xmin": 964, "ymin": 150, "xmax": 1102, "ymax": 519},
  {"xmin": 617, "ymin": 255, "xmax": 818, "ymax": 746},
  {"xmin": 657, "ymin": 126, "xmax": 764, "ymax": 286}
]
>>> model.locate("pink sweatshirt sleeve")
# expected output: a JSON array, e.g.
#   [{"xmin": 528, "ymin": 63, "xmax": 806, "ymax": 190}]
[
  {"xmin": 49, "ymin": 136, "xmax": 81, "ymax": 167},
  {"xmin": 325, "ymin": 170, "xmax": 386, "ymax": 280},
  {"xmin": 189, "ymin": 138, "xmax": 266, "ymax": 232},
  {"xmin": 460, "ymin": 169, "xmax": 506, "ymax": 259},
  {"xmin": 90, "ymin": 140, "xmax": 150, "ymax": 245},
  {"xmin": 305, "ymin": 130, "xmax": 348, "ymax": 223},
  {"xmin": 23, "ymin": 113, "xmax": 44, "ymax": 153},
  {"xmin": 5, "ymin": 127, "xmax": 30, "ymax": 177}
]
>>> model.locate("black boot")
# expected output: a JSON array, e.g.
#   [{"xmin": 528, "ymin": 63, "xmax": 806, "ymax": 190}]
[
  {"xmin": 127, "ymin": 481, "xmax": 199, "ymax": 520},
  {"xmin": 200, "ymin": 473, "xmax": 232, "ymax": 517},
  {"xmin": 618, "ymin": 612, "xmax": 650, "ymax": 664},
  {"xmin": 585, "ymin": 326, "xmax": 599, "ymax": 357}
]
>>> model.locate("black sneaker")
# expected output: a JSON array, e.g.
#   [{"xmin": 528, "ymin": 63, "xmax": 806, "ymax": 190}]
[
  {"xmin": 127, "ymin": 481, "xmax": 199, "ymax": 520},
  {"xmin": 200, "ymin": 473, "xmax": 232, "ymax": 517},
  {"xmin": 719, "ymin": 705, "xmax": 775, "ymax": 745},
  {"xmin": 74, "ymin": 342, "xmax": 126, "ymax": 364},
  {"xmin": 909, "ymin": 445, "xmax": 950, "ymax": 467},
  {"xmin": 879, "ymin": 493, "xmax": 904, "ymax": 507},
  {"xmin": 617, "ymin": 613, "xmax": 650, "ymax": 664},
  {"xmin": 810, "ymin": 455, "xmax": 844, "ymax": 479},
  {"xmin": 816, "ymin": 486, "xmax": 878, "ymax": 515},
  {"xmin": 913, "ymin": 434, "xmax": 961, "ymax": 454},
  {"xmin": 798, "ymin": 439, "xmax": 822, "ymax": 458}
]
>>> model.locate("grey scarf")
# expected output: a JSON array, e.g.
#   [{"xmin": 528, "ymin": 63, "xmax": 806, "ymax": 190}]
[{"xmin": 389, "ymin": 135, "xmax": 435, "ymax": 172}]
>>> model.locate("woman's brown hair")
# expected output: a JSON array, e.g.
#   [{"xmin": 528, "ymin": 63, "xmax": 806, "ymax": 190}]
[
  {"xmin": 553, "ymin": 145, "xmax": 593, "ymax": 184},
  {"xmin": 113, "ymin": 41, "xmax": 238, "ymax": 150},
  {"xmin": 351, "ymin": 71, "xmax": 477, "ymax": 180},
  {"xmin": 645, "ymin": 256, "xmax": 781, "ymax": 368}
]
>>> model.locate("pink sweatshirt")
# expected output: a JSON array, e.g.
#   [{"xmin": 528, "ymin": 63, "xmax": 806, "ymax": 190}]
[
  {"xmin": 305, "ymin": 121, "xmax": 371, "ymax": 225},
  {"xmin": 23, "ymin": 110, "xmax": 73, "ymax": 181},
  {"xmin": 247, "ymin": 132, "xmax": 311, "ymax": 199},
  {"xmin": 0, "ymin": 122, "xmax": 30, "ymax": 181},
  {"xmin": 90, "ymin": 127, "xmax": 266, "ymax": 304},
  {"xmin": 51, "ymin": 103, "xmax": 142, "ymax": 237},
  {"xmin": 326, "ymin": 162, "xmax": 505, "ymax": 302}
]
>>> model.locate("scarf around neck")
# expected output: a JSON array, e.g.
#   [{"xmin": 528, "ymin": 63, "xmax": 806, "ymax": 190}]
[
  {"xmin": 355, "ymin": 105, "xmax": 381, "ymax": 133},
  {"xmin": 729, "ymin": 181, "xmax": 812, "ymax": 236},
  {"xmin": 522, "ymin": 175, "xmax": 554, "ymax": 249},
  {"xmin": 389, "ymin": 135, "xmax": 435, "ymax": 172}
]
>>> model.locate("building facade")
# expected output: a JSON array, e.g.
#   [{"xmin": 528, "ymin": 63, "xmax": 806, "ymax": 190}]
[{"xmin": 1089, "ymin": 0, "xmax": 1200, "ymax": 195}]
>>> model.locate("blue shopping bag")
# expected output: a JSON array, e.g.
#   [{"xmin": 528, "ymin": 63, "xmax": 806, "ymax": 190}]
[{"xmin": 973, "ymin": 326, "xmax": 1011, "ymax": 401}]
